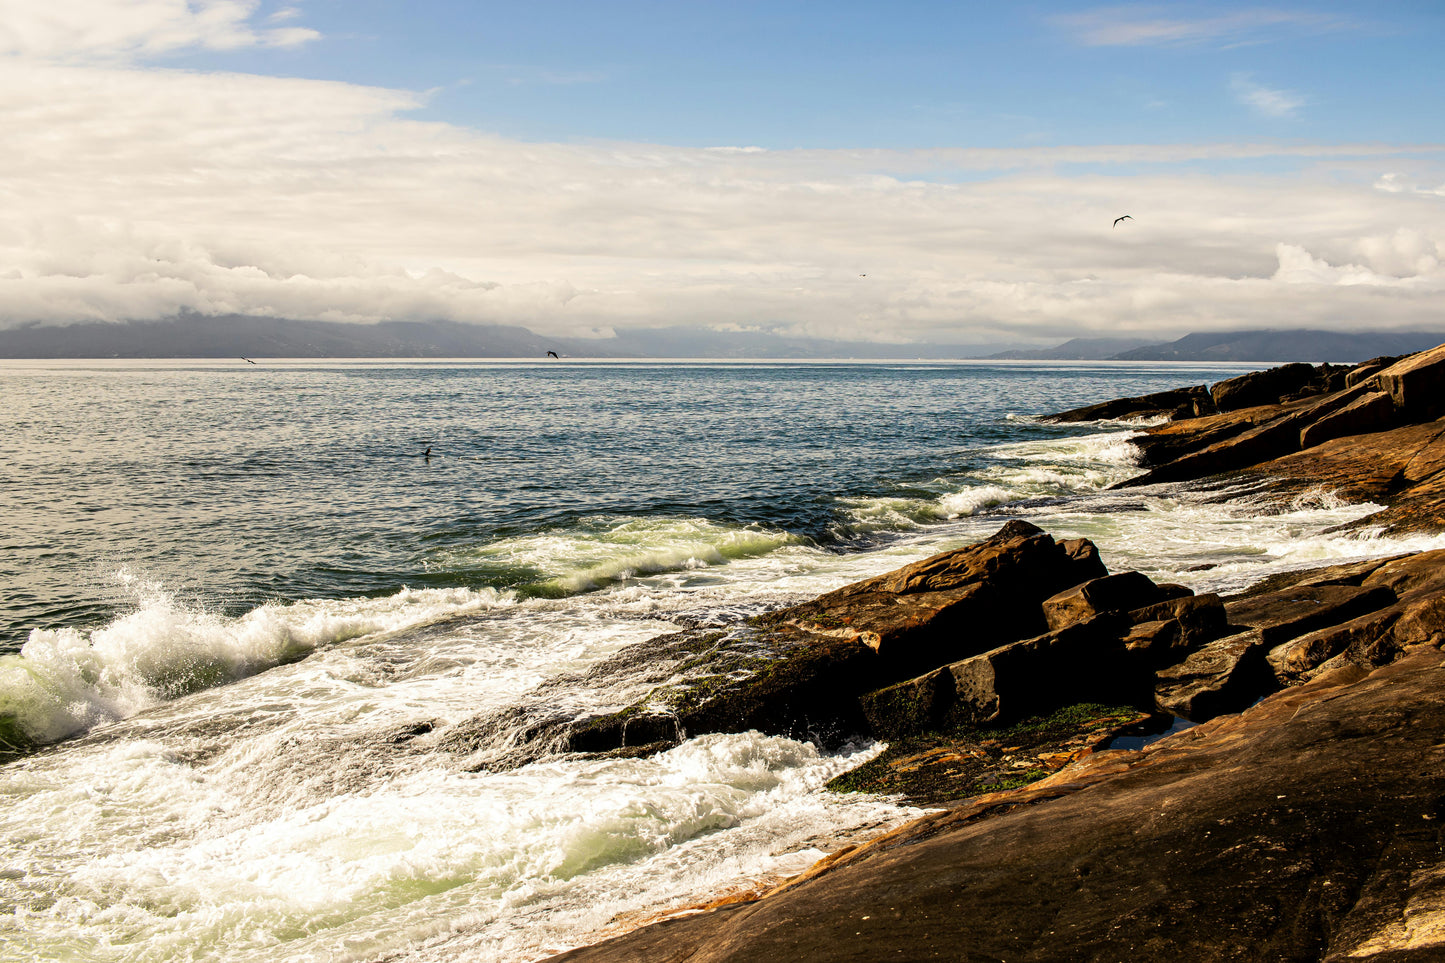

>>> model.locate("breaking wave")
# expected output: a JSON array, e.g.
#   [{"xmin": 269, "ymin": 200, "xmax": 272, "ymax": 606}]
[{"xmin": 0, "ymin": 579, "xmax": 514, "ymax": 751}]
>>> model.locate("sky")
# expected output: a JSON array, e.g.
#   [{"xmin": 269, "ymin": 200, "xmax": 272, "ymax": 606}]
[{"xmin": 1, "ymin": 1, "xmax": 1442, "ymax": 347}]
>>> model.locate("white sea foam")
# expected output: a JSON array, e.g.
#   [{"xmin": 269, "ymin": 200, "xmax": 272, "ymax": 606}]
[
  {"xmin": 0, "ymin": 729, "xmax": 917, "ymax": 963},
  {"xmin": 839, "ymin": 430, "xmax": 1144, "ymax": 533},
  {"xmin": 0, "ymin": 583, "xmax": 514, "ymax": 749},
  {"xmin": 444, "ymin": 516, "xmax": 802, "ymax": 595}
]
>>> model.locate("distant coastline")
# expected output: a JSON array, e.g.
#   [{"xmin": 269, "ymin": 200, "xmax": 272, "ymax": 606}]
[{"xmin": 2, "ymin": 314, "xmax": 1442, "ymax": 362}]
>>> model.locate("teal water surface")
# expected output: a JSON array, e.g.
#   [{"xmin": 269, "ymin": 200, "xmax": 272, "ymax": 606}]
[{"xmin": 0, "ymin": 359, "xmax": 1254, "ymax": 651}]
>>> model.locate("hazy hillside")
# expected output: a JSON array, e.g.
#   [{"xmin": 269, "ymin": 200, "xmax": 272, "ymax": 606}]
[
  {"xmin": 0, "ymin": 316, "xmax": 1019, "ymax": 360},
  {"xmin": 987, "ymin": 337, "xmax": 1164, "ymax": 360},
  {"xmin": 1111, "ymin": 330, "xmax": 1445, "ymax": 363},
  {"xmin": 0, "ymin": 316, "xmax": 594, "ymax": 359}
]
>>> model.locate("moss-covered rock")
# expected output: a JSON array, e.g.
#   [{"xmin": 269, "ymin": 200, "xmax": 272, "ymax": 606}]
[{"xmin": 827, "ymin": 702, "xmax": 1155, "ymax": 807}]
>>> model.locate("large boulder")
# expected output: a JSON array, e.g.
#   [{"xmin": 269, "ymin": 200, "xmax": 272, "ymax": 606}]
[
  {"xmin": 1371, "ymin": 342, "xmax": 1445, "ymax": 420},
  {"xmin": 1041, "ymin": 571, "xmax": 1179, "ymax": 631},
  {"xmin": 1047, "ymin": 385, "xmax": 1216, "ymax": 423},
  {"xmin": 1210, "ymin": 362, "xmax": 1319, "ymax": 412},
  {"xmin": 1124, "ymin": 593, "xmax": 1228, "ymax": 666},
  {"xmin": 1154, "ymin": 629, "xmax": 1272, "ymax": 719},
  {"xmin": 860, "ymin": 618, "xmax": 1137, "ymax": 736},
  {"xmin": 1297, "ymin": 389, "xmax": 1395, "ymax": 449},
  {"xmin": 769, "ymin": 520, "xmax": 1106, "ymax": 677}
]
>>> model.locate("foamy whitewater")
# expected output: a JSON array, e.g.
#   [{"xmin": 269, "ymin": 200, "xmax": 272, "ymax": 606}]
[{"xmin": 4, "ymin": 359, "xmax": 1443, "ymax": 962}]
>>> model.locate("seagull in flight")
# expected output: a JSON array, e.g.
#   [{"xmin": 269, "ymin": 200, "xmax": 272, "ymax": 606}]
[
  {"xmin": 241, "ymin": 357, "xmax": 257, "ymax": 364},
  {"xmin": 1113, "ymin": 215, "xmax": 1133, "ymax": 228},
  {"xmin": 546, "ymin": 350, "xmax": 559, "ymax": 359}
]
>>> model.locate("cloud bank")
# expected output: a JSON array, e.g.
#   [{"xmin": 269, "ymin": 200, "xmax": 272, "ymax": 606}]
[{"xmin": 0, "ymin": 4, "xmax": 1441, "ymax": 345}]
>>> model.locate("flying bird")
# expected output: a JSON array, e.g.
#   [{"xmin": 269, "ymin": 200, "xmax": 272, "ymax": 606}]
[
  {"xmin": 546, "ymin": 350, "xmax": 559, "ymax": 359},
  {"xmin": 241, "ymin": 357, "xmax": 257, "ymax": 364},
  {"xmin": 1113, "ymin": 215, "xmax": 1133, "ymax": 228}
]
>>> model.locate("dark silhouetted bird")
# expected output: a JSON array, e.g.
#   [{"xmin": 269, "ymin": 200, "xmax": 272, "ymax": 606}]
[
  {"xmin": 1113, "ymin": 215, "xmax": 1133, "ymax": 228},
  {"xmin": 546, "ymin": 351, "xmax": 559, "ymax": 358}
]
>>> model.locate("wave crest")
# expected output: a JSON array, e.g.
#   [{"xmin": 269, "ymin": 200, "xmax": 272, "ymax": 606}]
[{"xmin": 0, "ymin": 583, "xmax": 513, "ymax": 751}]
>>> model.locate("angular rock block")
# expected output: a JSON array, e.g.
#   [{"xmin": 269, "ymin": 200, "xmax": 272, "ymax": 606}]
[
  {"xmin": 1155, "ymin": 629, "xmax": 1272, "ymax": 720},
  {"xmin": 1210, "ymin": 363, "xmax": 1317, "ymax": 412},
  {"xmin": 1298, "ymin": 390, "xmax": 1395, "ymax": 450},
  {"xmin": 1223, "ymin": 584, "xmax": 1396, "ymax": 647},
  {"xmin": 780, "ymin": 520, "xmax": 1108, "ymax": 677},
  {"xmin": 861, "ymin": 619, "xmax": 1135, "ymax": 736},
  {"xmin": 1372, "ymin": 343, "xmax": 1445, "ymax": 421},
  {"xmin": 1042, "ymin": 572, "xmax": 1170, "ymax": 631}
]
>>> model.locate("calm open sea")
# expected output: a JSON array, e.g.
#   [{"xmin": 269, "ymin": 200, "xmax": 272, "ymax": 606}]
[{"xmin": 4, "ymin": 359, "xmax": 1440, "ymax": 962}]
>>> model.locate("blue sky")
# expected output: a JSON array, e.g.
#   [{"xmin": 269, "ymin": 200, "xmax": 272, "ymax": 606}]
[
  {"xmin": 0, "ymin": 1, "xmax": 1442, "ymax": 346},
  {"xmin": 166, "ymin": 2, "xmax": 1443, "ymax": 149}
]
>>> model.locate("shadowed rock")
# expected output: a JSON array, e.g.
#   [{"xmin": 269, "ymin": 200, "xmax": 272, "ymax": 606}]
[
  {"xmin": 1046, "ymin": 385, "xmax": 1216, "ymax": 422},
  {"xmin": 548, "ymin": 650, "xmax": 1445, "ymax": 963},
  {"xmin": 766, "ymin": 520, "xmax": 1106, "ymax": 677},
  {"xmin": 1211, "ymin": 361, "xmax": 1325, "ymax": 411},
  {"xmin": 1154, "ymin": 628, "xmax": 1272, "ymax": 719},
  {"xmin": 1042, "ymin": 571, "xmax": 1180, "ymax": 631}
]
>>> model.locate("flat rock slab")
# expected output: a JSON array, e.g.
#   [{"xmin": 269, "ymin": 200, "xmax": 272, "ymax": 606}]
[
  {"xmin": 549, "ymin": 648, "xmax": 1445, "ymax": 963},
  {"xmin": 825, "ymin": 703, "xmax": 1154, "ymax": 808},
  {"xmin": 1223, "ymin": 584, "xmax": 1397, "ymax": 646}
]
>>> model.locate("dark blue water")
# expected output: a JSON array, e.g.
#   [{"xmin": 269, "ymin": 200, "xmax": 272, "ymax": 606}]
[{"xmin": 0, "ymin": 359, "xmax": 1254, "ymax": 650}]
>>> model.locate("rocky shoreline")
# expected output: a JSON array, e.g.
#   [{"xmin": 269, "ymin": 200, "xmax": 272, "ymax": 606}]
[{"xmin": 533, "ymin": 344, "xmax": 1445, "ymax": 962}]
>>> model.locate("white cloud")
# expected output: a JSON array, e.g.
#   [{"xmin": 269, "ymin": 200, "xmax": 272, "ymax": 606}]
[
  {"xmin": 0, "ymin": 0, "xmax": 318, "ymax": 61},
  {"xmin": 0, "ymin": 32, "xmax": 1440, "ymax": 343},
  {"xmin": 1231, "ymin": 74, "xmax": 1305, "ymax": 118},
  {"xmin": 1055, "ymin": 7, "xmax": 1350, "ymax": 47}
]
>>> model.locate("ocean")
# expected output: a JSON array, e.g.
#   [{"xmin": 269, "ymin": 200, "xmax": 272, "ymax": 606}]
[{"xmin": 4, "ymin": 358, "xmax": 1442, "ymax": 962}]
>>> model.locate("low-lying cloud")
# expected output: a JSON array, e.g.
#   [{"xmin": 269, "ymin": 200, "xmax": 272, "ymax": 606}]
[{"xmin": 0, "ymin": 7, "xmax": 1441, "ymax": 346}]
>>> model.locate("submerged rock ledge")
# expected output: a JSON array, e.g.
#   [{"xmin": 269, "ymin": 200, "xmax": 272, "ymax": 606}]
[{"xmin": 530, "ymin": 344, "xmax": 1445, "ymax": 961}]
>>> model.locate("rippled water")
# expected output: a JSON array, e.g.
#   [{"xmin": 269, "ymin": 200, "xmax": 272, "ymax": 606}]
[{"xmin": 5, "ymin": 358, "xmax": 1441, "ymax": 962}]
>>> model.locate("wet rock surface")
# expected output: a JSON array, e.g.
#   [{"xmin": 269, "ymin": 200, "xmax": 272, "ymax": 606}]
[
  {"xmin": 1093, "ymin": 344, "xmax": 1445, "ymax": 535},
  {"xmin": 550, "ymin": 649, "xmax": 1445, "ymax": 963},
  {"xmin": 536, "ymin": 343, "xmax": 1445, "ymax": 963}
]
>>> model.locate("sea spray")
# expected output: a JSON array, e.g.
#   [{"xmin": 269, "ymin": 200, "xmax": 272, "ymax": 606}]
[
  {"xmin": 440, "ymin": 516, "xmax": 804, "ymax": 596},
  {"xmin": 0, "ymin": 584, "xmax": 515, "ymax": 750}
]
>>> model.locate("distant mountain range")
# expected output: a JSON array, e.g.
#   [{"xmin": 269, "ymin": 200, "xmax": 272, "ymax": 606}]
[
  {"xmin": 1, "ymin": 315, "xmax": 1440, "ymax": 363},
  {"xmin": 0, "ymin": 315, "xmax": 582, "ymax": 359},
  {"xmin": 0, "ymin": 315, "xmax": 1018, "ymax": 360},
  {"xmin": 988, "ymin": 330, "xmax": 1445, "ymax": 363},
  {"xmin": 985, "ymin": 337, "xmax": 1162, "ymax": 361},
  {"xmin": 1107, "ymin": 330, "xmax": 1445, "ymax": 363}
]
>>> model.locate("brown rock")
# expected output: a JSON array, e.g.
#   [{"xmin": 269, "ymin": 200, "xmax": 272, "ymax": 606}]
[
  {"xmin": 1223, "ymin": 584, "xmax": 1397, "ymax": 645},
  {"xmin": 1154, "ymin": 629, "xmax": 1272, "ymax": 719},
  {"xmin": 776, "ymin": 520, "xmax": 1106, "ymax": 676},
  {"xmin": 1122, "ymin": 618, "xmax": 1182, "ymax": 660},
  {"xmin": 1372, "ymin": 342, "xmax": 1445, "ymax": 420},
  {"xmin": 1126, "ymin": 593, "xmax": 1227, "ymax": 664},
  {"xmin": 1210, "ymin": 362, "xmax": 1318, "ymax": 412},
  {"xmin": 1041, "ymin": 571, "xmax": 1166, "ymax": 631},
  {"xmin": 939, "ymin": 619, "xmax": 1136, "ymax": 726},
  {"xmin": 1344, "ymin": 355, "xmax": 1404, "ymax": 388},
  {"xmin": 860, "ymin": 618, "xmax": 1136, "ymax": 737},
  {"xmin": 1298, "ymin": 389, "xmax": 1395, "ymax": 449},
  {"xmin": 1266, "ymin": 607, "xmax": 1404, "ymax": 684},
  {"xmin": 1046, "ymin": 385, "xmax": 1216, "ymax": 423},
  {"xmin": 549, "ymin": 650, "xmax": 1445, "ymax": 963},
  {"xmin": 1362, "ymin": 548, "xmax": 1445, "ymax": 598}
]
